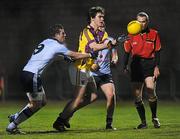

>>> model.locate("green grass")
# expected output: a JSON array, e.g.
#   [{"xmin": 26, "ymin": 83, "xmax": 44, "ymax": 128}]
[{"xmin": 0, "ymin": 100, "xmax": 180, "ymax": 139}]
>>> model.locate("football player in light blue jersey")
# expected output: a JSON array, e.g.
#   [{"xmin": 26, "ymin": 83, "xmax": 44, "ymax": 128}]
[
  {"xmin": 6, "ymin": 24, "xmax": 97, "ymax": 134},
  {"xmin": 90, "ymin": 36, "xmax": 118, "ymax": 130}
]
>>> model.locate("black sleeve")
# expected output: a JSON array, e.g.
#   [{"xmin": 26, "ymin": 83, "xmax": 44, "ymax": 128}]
[
  {"xmin": 123, "ymin": 52, "xmax": 130, "ymax": 69},
  {"xmin": 155, "ymin": 51, "xmax": 160, "ymax": 66}
]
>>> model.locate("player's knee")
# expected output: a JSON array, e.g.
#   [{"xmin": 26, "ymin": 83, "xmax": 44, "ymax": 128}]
[
  {"xmin": 147, "ymin": 88, "xmax": 157, "ymax": 101},
  {"xmin": 31, "ymin": 100, "xmax": 45, "ymax": 110},
  {"xmin": 107, "ymin": 92, "xmax": 115, "ymax": 100},
  {"xmin": 134, "ymin": 97, "xmax": 143, "ymax": 107},
  {"xmin": 106, "ymin": 94, "xmax": 115, "ymax": 105},
  {"xmin": 27, "ymin": 91, "xmax": 46, "ymax": 108},
  {"xmin": 27, "ymin": 102, "xmax": 40, "ymax": 113},
  {"xmin": 146, "ymin": 83, "xmax": 154, "ymax": 91},
  {"xmin": 148, "ymin": 95, "xmax": 157, "ymax": 102}
]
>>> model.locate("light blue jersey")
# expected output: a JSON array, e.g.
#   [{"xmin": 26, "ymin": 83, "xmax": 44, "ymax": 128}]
[
  {"xmin": 23, "ymin": 38, "xmax": 70, "ymax": 75},
  {"xmin": 91, "ymin": 48, "xmax": 111, "ymax": 76}
]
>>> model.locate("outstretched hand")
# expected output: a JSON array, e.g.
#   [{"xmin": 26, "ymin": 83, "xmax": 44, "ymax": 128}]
[{"xmin": 117, "ymin": 34, "xmax": 130, "ymax": 43}]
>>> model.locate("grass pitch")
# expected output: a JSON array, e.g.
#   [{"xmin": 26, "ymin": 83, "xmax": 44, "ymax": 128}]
[{"xmin": 0, "ymin": 100, "xmax": 180, "ymax": 139}]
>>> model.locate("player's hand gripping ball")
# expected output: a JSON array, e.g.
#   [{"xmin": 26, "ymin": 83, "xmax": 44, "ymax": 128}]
[{"xmin": 127, "ymin": 20, "xmax": 142, "ymax": 35}]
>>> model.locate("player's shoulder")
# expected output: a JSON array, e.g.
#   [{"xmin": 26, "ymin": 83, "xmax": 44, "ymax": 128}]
[
  {"xmin": 43, "ymin": 38, "xmax": 65, "ymax": 47},
  {"xmin": 104, "ymin": 31, "xmax": 108, "ymax": 37},
  {"xmin": 149, "ymin": 28, "xmax": 159, "ymax": 34},
  {"xmin": 83, "ymin": 25, "xmax": 92, "ymax": 34},
  {"xmin": 41, "ymin": 38, "xmax": 56, "ymax": 45}
]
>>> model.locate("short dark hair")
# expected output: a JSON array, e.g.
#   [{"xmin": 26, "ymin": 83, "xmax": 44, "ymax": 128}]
[
  {"xmin": 87, "ymin": 6, "xmax": 105, "ymax": 24},
  {"xmin": 49, "ymin": 24, "xmax": 64, "ymax": 37}
]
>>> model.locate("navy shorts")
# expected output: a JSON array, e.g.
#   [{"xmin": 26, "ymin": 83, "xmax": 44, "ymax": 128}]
[
  {"xmin": 130, "ymin": 57, "xmax": 155, "ymax": 82},
  {"xmin": 20, "ymin": 71, "xmax": 42, "ymax": 92},
  {"xmin": 93, "ymin": 74, "xmax": 114, "ymax": 88}
]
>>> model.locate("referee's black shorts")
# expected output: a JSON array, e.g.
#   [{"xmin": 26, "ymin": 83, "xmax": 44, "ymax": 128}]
[{"xmin": 130, "ymin": 57, "xmax": 156, "ymax": 82}]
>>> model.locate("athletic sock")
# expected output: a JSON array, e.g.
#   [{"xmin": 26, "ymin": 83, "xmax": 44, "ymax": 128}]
[
  {"xmin": 13, "ymin": 107, "xmax": 35, "ymax": 125},
  {"xmin": 135, "ymin": 102, "xmax": 146, "ymax": 124},
  {"xmin": 106, "ymin": 117, "xmax": 113, "ymax": 126},
  {"xmin": 11, "ymin": 112, "xmax": 19, "ymax": 120},
  {"xmin": 149, "ymin": 99, "xmax": 157, "ymax": 118}
]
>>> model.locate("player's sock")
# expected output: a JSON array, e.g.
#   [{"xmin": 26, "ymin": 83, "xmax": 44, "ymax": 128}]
[
  {"xmin": 106, "ymin": 117, "xmax": 112, "ymax": 126},
  {"xmin": 13, "ymin": 113, "xmax": 19, "ymax": 119},
  {"xmin": 106, "ymin": 117, "xmax": 112, "ymax": 129},
  {"xmin": 148, "ymin": 98, "xmax": 157, "ymax": 118},
  {"xmin": 135, "ymin": 101, "xmax": 146, "ymax": 124},
  {"xmin": 13, "ymin": 107, "xmax": 34, "ymax": 125}
]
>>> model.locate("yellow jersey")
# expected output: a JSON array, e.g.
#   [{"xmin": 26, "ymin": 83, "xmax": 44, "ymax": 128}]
[{"xmin": 74, "ymin": 25, "xmax": 108, "ymax": 71}]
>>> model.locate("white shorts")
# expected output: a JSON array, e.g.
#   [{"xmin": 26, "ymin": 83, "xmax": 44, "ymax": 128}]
[{"xmin": 68, "ymin": 64, "xmax": 96, "ymax": 87}]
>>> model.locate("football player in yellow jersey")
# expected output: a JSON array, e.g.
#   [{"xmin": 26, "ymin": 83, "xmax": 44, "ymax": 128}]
[
  {"xmin": 53, "ymin": 6, "xmax": 117, "ymax": 131},
  {"xmin": 74, "ymin": 24, "xmax": 109, "ymax": 71},
  {"xmin": 67, "ymin": 25, "xmax": 118, "ymax": 130}
]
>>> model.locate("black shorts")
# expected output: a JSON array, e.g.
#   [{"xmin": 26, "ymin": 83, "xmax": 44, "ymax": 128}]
[
  {"xmin": 130, "ymin": 57, "xmax": 155, "ymax": 82},
  {"xmin": 21, "ymin": 71, "xmax": 42, "ymax": 92},
  {"xmin": 93, "ymin": 74, "xmax": 114, "ymax": 88}
]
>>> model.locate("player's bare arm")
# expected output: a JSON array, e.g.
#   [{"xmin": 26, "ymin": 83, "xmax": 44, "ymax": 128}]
[
  {"xmin": 89, "ymin": 39, "xmax": 117, "ymax": 51},
  {"xmin": 67, "ymin": 51, "xmax": 96, "ymax": 60}
]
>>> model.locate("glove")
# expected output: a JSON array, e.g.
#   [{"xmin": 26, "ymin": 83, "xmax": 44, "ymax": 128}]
[
  {"xmin": 89, "ymin": 51, "xmax": 98, "ymax": 59},
  {"xmin": 107, "ymin": 40, "xmax": 117, "ymax": 49},
  {"xmin": 63, "ymin": 55, "xmax": 75, "ymax": 63},
  {"xmin": 117, "ymin": 34, "xmax": 130, "ymax": 43}
]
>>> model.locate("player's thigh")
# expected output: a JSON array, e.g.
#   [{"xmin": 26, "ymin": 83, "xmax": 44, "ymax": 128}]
[
  {"xmin": 69, "ymin": 65, "xmax": 89, "ymax": 87},
  {"xmin": 100, "ymin": 83, "xmax": 115, "ymax": 99}
]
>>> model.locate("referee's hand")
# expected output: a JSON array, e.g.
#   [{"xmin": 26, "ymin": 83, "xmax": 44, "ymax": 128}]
[{"xmin": 154, "ymin": 66, "xmax": 160, "ymax": 79}]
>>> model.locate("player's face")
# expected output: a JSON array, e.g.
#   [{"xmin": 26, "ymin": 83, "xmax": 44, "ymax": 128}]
[
  {"xmin": 57, "ymin": 29, "xmax": 66, "ymax": 42},
  {"xmin": 93, "ymin": 12, "xmax": 105, "ymax": 29},
  {"xmin": 137, "ymin": 16, "xmax": 148, "ymax": 31}
]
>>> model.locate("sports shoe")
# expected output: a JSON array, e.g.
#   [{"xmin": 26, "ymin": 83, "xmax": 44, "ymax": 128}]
[
  {"xmin": 63, "ymin": 120, "xmax": 70, "ymax": 128},
  {"xmin": 8, "ymin": 114, "xmax": 16, "ymax": 123},
  {"xmin": 152, "ymin": 118, "xmax": 160, "ymax": 128},
  {"xmin": 6, "ymin": 127, "xmax": 25, "ymax": 134},
  {"xmin": 53, "ymin": 121, "xmax": 66, "ymax": 132},
  {"xmin": 58, "ymin": 117, "xmax": 70, "ymax": 128},
  {"xmin": 136, "ymin": 123, "xmax": 147, "ymax": 129},
  {"xmin": 106, "ymin": 124, "xmax": 117, "ymax": 130},
  {"xmin": 53, "ymin": 117, "xmax": 70, "ymax": 132}
]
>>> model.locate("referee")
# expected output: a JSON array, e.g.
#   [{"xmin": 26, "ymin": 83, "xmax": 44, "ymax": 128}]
[{"xmin": 123, "ymin": 12, "xmax": 162, "ymax": 129}]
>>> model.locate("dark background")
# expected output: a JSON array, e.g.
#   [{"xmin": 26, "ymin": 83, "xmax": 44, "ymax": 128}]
[{"xmin": 0, "ymin": 0, "xmax": 179, "ymax": 100}]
